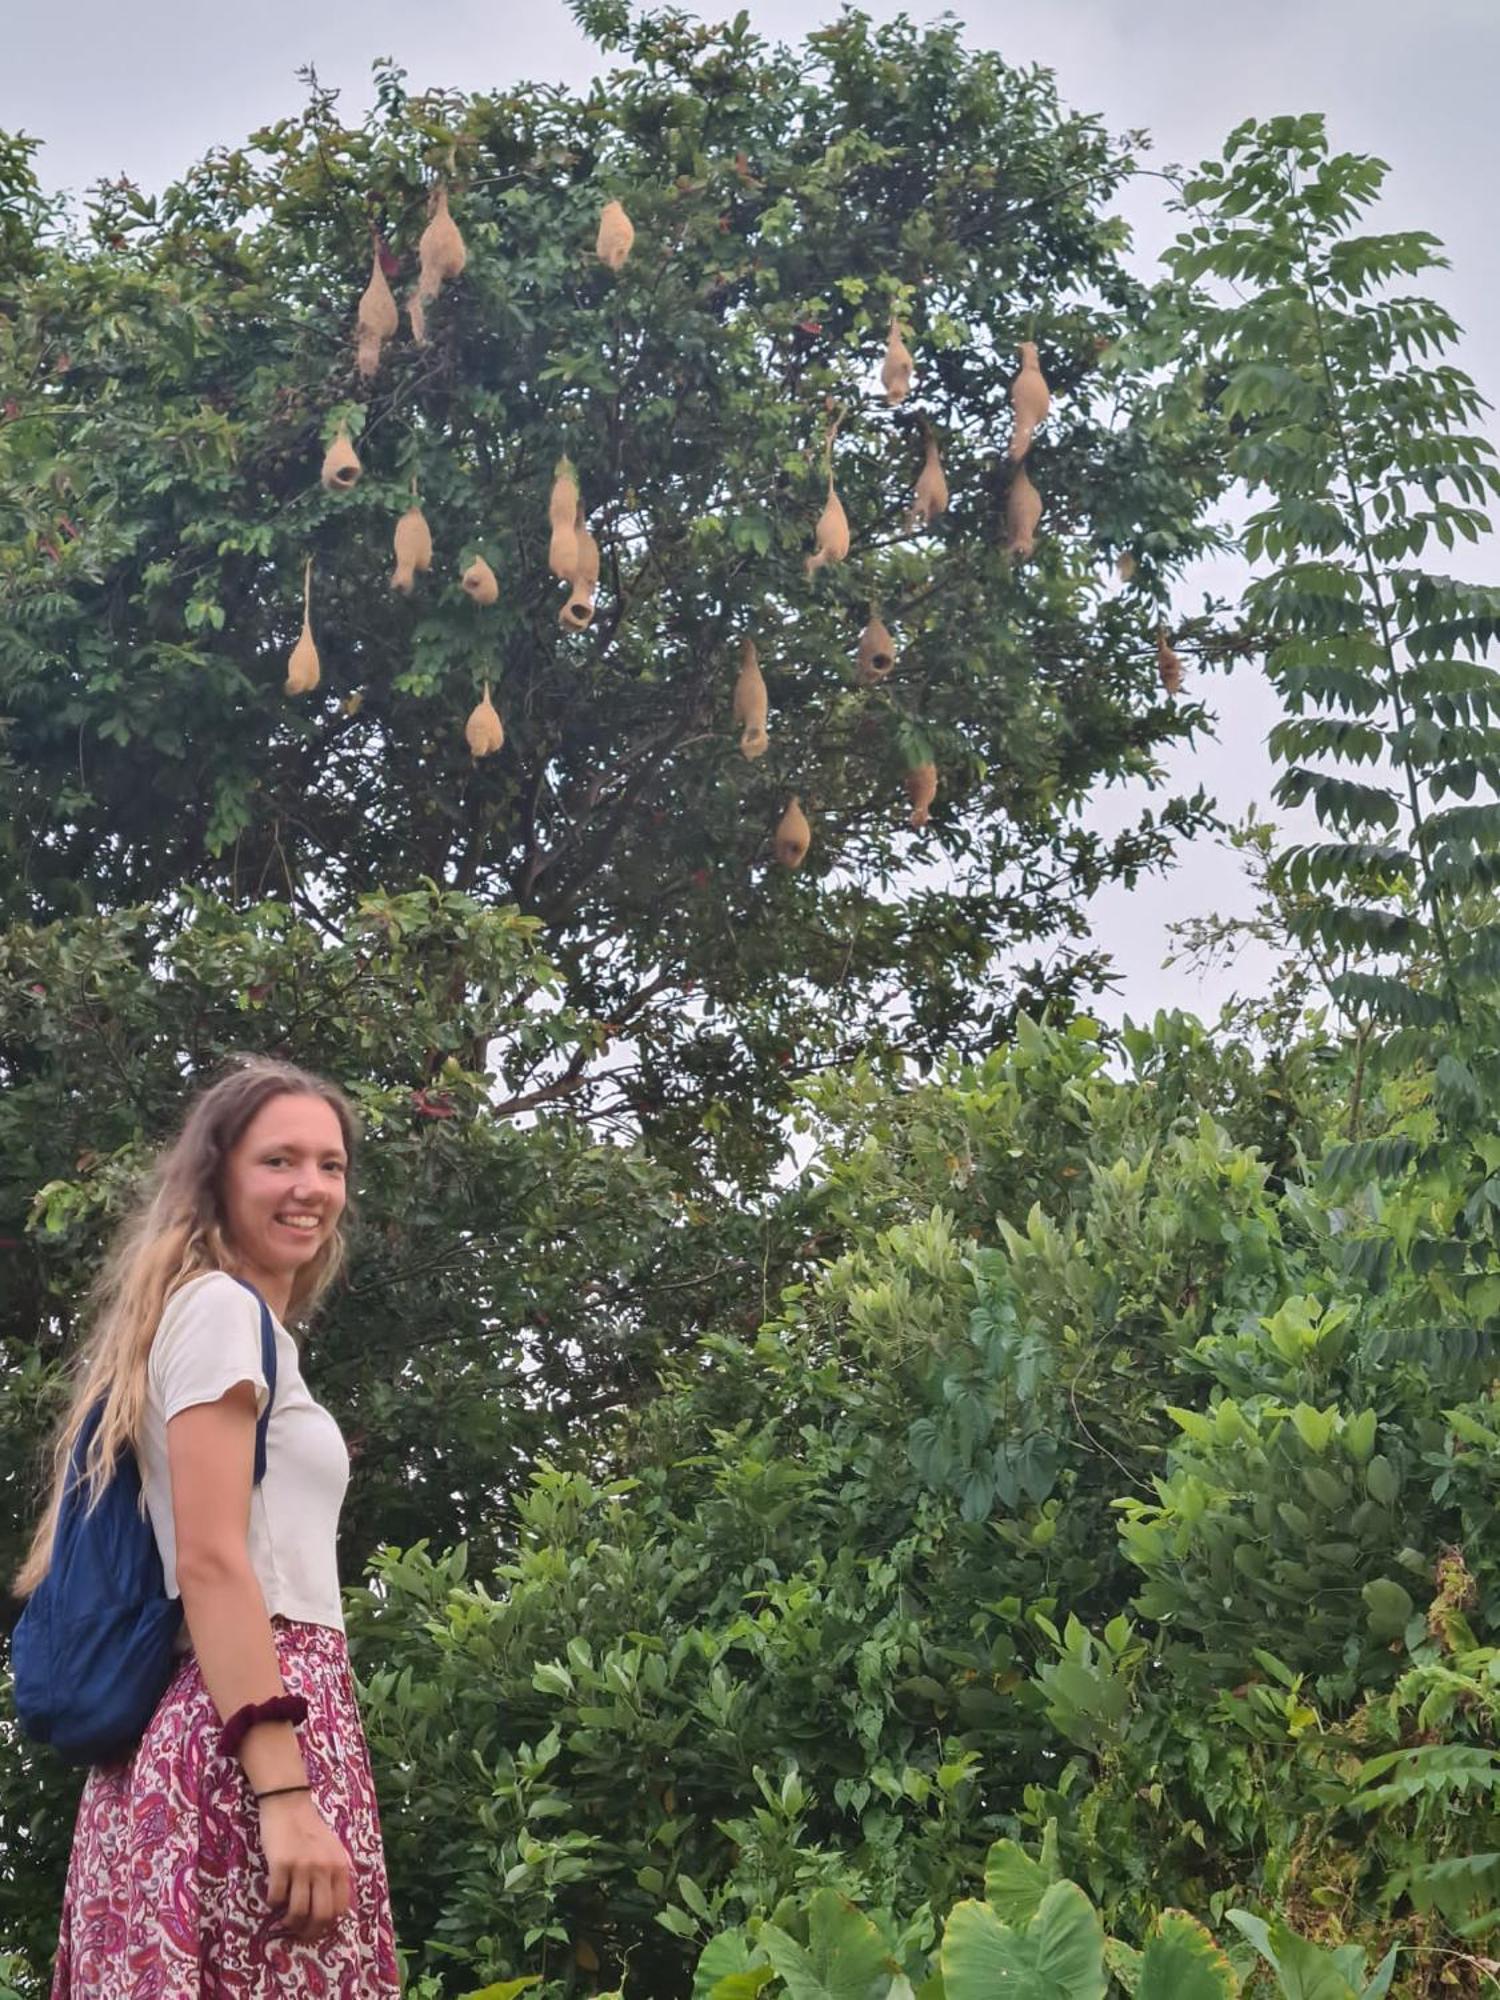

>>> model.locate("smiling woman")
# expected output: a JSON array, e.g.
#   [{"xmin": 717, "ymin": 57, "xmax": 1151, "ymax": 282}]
[
  {"xmin": 221, "ymin": 1094, "xmax": 351, "ymax": 1323},
  {"xmin": 10, "ymin": 1055, "xmax": 402, "ymax": 1996}
]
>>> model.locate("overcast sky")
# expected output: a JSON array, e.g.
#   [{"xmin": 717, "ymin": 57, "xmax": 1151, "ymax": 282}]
[{"xmin": 6, "ymin": 0, "xmax": 1498, "ymax": 1030}]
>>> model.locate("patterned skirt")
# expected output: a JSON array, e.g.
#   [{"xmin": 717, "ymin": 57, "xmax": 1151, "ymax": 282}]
[{"xmin": 51, "ymin": 1618, "xmax": 402, "ymax": 1997}]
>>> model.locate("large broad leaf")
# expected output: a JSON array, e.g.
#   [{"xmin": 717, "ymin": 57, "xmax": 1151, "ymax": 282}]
[
  {"xmin": 984, "ymin": 1830, "xmax": 1060, "ymax": 1929},
  {"xmin": 941, "ymin": 1883, "xmax": 1107, "ymax": 2000},
  {"xmin": 709, "ymin": 1976, "xmax": 779, "ymax": 2000},
  {"xmin": 758, "ymin": 1888, "xmax": 894, "ymax": 2000},
  {"xmin": 694, "ymin": 1929, "xmax": 778, "ymax": 2000},
  {"xmin": 1136, "ymin": 1910, "xmax": 1238, "ymax": 1999},
  {"xmin": 1105, "ymin": 1936, "xmax": 1142, "ymax": 1996},
  {"xmin": 456, "ymin": 1983, "xmax": 543, "ymax": 2000}
]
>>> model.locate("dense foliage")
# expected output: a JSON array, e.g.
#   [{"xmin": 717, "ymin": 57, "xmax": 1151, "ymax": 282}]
[{"xmin": 317, "ymin": 1010, "xmax": 1499, "ymax": 1996}]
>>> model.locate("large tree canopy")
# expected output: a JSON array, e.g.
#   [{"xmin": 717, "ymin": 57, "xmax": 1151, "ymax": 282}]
[{"xmin": 0, "ymin": 6, "xmax": 1220, "ymax": 1187}]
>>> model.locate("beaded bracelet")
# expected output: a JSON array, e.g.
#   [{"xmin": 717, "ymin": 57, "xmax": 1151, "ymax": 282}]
[{"xmin": 216, "ymin": 1692, "xmax": 310, "ymax": 1762}]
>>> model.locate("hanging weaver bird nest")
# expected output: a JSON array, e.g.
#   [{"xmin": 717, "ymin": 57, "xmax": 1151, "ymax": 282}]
[
  {"xmin": 1156, "ymin": 627, "xmax": 1185, "ymax": 695},
  {"xmin": 905, "ymin": 760, "xmax": 938, "ymax": 828},
  {"xmin": 857, "ymin": 614, "xmax": 896, "ymax": 686},
  {"xmin": 408, "ymin": 183, "xmax": 466, "ymax": 343},
  {"xmin": 806, "ymin": 410, "xmax": 850, "ymax": 577},
  {"xmin": 911, "ymin": 430, "xmax": 948, "ymax": 528},
  {"xmin": 285, "ymin": 558, "xmax": 320, "ymax": 696},
  {"xmin": 355, "ymin": 243, "xmax": 398, "ymax": 379},
  {"xmin": 732, "ymin": 637, "xmax": 769, "ymax": 759},
  {"xmin": 1005, "ymin": 464, "xmax": 1042, "ymax": 559},
  {"xmin": 806, "ymin": 473, "xmax": 850, "ymax": 576},
  {"xmin": 548, "ymin": 458, "xmax": 581, "ymax": 580},
  {"xmin": 561, "ymin": 509, "xmax": 600, "ymax": 630},
  {"xmin": 391, "ymin": 500, "xmax": 433, "ymax": 593},
  {"xmin": 596, "ymin": 199, "xmax": 635, "ymax": 272},
  {"xmin": 881, "ymin": 315, "xmax": 914, "ymax": 405},
  {"xmin": 320, "ymin": 426, "xmax": 362, "ymax": 492},
  {"xmin": 461, "ymin": 556, "xmax": 499, "ymax": 604},
  {"xmin": 465, "ymin": 681, "xmax": 504, "ymax": 758},
  {"xmin": 773, "ymin": 795, "xmax": 811, "ymax": 868},
  {"xmin": 1008, "ymin": 341, "xmax": 1051, "ymax": 461}
]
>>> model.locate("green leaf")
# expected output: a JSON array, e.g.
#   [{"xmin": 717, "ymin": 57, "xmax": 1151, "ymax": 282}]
[
  {"xmin": 940, "ymin": 1883, "xmax": 1107, "ymax": 2000},
  {"xmin": 1136, "ymin": 1910, "xmax": 1238, "ymax": 1999},
  {"xmin": 1105, "ymin": 1935, "xmax": 1142, "ymax": 1997},
  {"xmin": 1362, "ymin": 1578, "xmax": 1415, "ymax": 1640},
  {"xmin": 1359, "ymin": 1948, "xmax": 1399, "ymax": 1999},
  {"xmin": 531, "ymin": 1661, "xmax": 575, "ymax": 1698},
  {"xmin": 1290, "ymin": 1405, "xmax": 1338, "ymax": 1454},
  {"xmin": 1364, "ymin": 1455, "xmax": 1399, "ymax": 1506},
  {"xmin": 694, "ymin": 1927, "xmax": 766, "ymax": 1999},
  {"xmin": 758, "ymin": 1889, "xmax": 893, "ymax": 2000},
  {"xmin": 1342, "ymin": 1411, "xmax": 1378, "ymax": 1465},
  {"xmin": 983, "ymin": 1835, "xmax": 1058, "ymax": 1928}
]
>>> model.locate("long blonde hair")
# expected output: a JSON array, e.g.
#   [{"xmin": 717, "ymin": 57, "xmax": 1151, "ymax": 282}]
[{"xmin": 11, "ymin": 1055, "xmax": 359, "ymax": 1600}]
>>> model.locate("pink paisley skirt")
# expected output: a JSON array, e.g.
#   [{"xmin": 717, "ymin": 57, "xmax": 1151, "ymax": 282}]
[{"xmin": 51, "ymin": 1618, "xmax": 402, "ymax": 1997}]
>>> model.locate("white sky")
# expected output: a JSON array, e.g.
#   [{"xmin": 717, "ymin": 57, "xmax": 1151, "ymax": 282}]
[{"xmin": 7, "ymin": 0, "xmax": 1498, "ymax": 1030}]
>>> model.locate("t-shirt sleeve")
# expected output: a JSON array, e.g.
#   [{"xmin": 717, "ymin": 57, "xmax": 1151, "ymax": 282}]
[{"xmin": 150, "ymin": 1274, "xmax": 270, "ymax": 1423}]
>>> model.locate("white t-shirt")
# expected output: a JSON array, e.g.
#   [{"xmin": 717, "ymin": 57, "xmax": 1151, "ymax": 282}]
[{"xmin": 139, "ymin": 1270, "xmax": 350, "ymax": 1653}]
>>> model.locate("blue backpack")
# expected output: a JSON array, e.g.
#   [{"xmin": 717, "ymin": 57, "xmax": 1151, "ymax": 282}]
[{"xmin": 11, "ymin": 1276, "xmax": 277, "ymax": 1766}]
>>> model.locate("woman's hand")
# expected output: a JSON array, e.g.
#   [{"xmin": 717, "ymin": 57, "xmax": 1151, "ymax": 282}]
[{"xmin": 259, "ymin": 1790, "xmax": 353, "ymax": 1942}]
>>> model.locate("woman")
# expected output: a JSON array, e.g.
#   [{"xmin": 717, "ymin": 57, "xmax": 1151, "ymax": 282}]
[{"xmin": 11, "ymin": 1055, "xmax": 402, "ymax": 1995}]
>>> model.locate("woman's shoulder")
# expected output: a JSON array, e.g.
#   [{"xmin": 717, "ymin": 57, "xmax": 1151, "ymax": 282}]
[{"xmin": 153, "ymin": 1270, "xmax": 264, "ymax": 1349}]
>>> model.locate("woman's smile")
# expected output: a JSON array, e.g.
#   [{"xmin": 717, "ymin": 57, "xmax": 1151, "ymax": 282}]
[{"xmin": 222, "ymin": 1093, "xmax": 349, "ymax": 1313}]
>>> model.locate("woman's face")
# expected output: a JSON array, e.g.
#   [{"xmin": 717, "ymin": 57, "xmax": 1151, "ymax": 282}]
[{"xmin": 221, "ymin": 1092, "xmax": 348, "ymax": 1305}]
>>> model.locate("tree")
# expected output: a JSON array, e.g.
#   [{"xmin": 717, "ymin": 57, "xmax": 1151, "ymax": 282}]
[
  {"xmin": 1146, "ymin": 113, "xmax": 1500, "ymax": 1316},
  {"xmin": 1154, "ymin": 113, "xmax": 1500, "ymax": 1027},
  {"xmin": 0, "ymin": 7, "xmax": 1222, "ymax": 1190}
]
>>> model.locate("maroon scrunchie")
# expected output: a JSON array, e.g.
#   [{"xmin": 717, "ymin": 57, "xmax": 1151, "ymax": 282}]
[{"xmin": 216, "ymin": 1693, "xmax": 309, "ymax": 1762}]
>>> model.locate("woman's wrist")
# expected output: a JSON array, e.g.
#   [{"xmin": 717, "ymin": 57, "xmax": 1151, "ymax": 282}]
[
  {"xmin": 218, "ymin": 1691, "xmax": 310, "ymax": 1761},
  {"xmin": 235, "ymin": 1718, "xmax": 312, "ymax": 1795}
]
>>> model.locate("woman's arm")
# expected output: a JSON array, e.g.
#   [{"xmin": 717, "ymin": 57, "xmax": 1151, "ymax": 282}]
[
  {"xmin": 169, "ymin": 1375, "xmax": 352, "ymax": 1942},
  {"xmin": 168, "ymin": 1379, "xmax": 309, "ymax": 1796}
]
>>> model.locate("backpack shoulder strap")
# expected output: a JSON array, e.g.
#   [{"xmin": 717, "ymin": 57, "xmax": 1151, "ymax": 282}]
[{"xmin": 228, "ymin": 1276, "xmax": 278, "ymax": 1486}]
